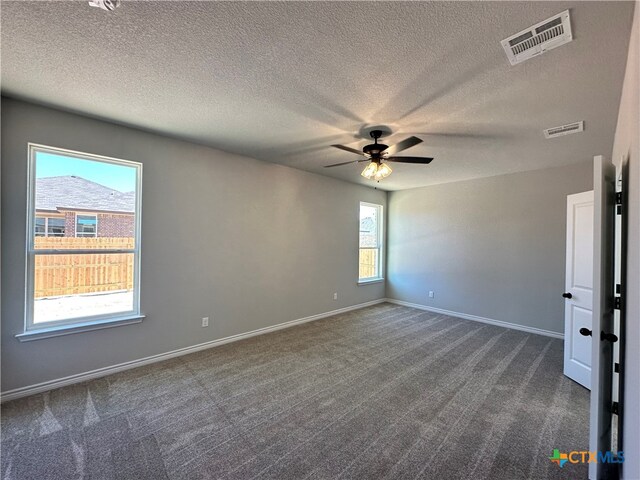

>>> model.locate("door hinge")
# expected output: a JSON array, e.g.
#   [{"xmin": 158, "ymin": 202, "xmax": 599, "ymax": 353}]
[
  {"xmin": 616, "ymin": 192, "xmax": 623, "ymax": 214},
  {"xmin": 614, "ymin": 296, "xmax": 622, "ymax": 310},
  {"xmin": 612, "ymin": 401, "xmax": 619, "ymax": 415},
  {"xmin": 615, "ymin": 362, "xmax": 620, "ymax": 373}
]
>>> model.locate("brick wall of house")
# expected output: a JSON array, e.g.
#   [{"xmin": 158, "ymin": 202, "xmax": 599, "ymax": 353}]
[
  {"xmin": 64, "ymin": 212, "xmax": 76, "ymax": 237},
  {"xmin": 97, "ymin": 213, "xmax": 134, "ymax": 238}
]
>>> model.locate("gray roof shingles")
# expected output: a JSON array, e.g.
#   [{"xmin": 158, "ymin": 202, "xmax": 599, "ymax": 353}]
[{"xmin": 36, "ymin": 176, "xmax": 135, "ymax": 213}]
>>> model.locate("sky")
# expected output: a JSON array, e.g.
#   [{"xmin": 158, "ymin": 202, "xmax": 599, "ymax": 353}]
[{"xmin": 36, "ymin": 152, "xmax": 137, "ymax": 193}]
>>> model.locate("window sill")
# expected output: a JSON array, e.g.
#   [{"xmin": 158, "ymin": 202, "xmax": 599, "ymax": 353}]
[
  {"xmin": 16, "ymin": 314, "xmax": 145, "ymax": 342},
  {"xmin": 358, "ymin": 278, "xmax": 385, "ymax": 286}
]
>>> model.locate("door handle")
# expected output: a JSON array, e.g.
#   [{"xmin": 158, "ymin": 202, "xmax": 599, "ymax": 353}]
[
  {"xmin": 562, "ymin": 292, "xmax": 573, "ymax": 299},
  {"xmin": 600, "ymin": 331, "xmax": 618, "ymax": 343},
  {"xmin": 579, "ymin": 328, "xmax": 592, "ymax": 337}
]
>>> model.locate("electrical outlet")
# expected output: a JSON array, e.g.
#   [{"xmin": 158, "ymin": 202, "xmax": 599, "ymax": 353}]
[
  {"xmin": 202, "ymin": 317, "xmax": 209, "ymax": 327},
  {"xmin": 428, "ymin": 291, "xmax": 435, "ymax": 298},
  {"xmin": 333, "ymin": 292, "xmax": 338, "ymax": 300}
]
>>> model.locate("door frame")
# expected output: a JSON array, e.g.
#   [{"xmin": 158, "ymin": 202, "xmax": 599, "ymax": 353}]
[{"xmin": 589, "ymin": 155, "xmax": 617, "ymax": 480}]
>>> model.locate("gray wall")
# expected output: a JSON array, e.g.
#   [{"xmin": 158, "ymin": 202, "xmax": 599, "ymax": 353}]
[
  {"xmin": 0, "ymin": 98, "xmax": 386, "ymax": 393},
  {"xmin": 611, "ymin": 4, "xmax": 639, "ymax": 478},
  {"xmin": 387, "ymin": 164, "xmax": 593, "ymax": 334}
]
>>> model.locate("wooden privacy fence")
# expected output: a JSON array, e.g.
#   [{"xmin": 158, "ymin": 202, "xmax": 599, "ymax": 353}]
[
  {"xmin": 359, "ymin": 248, "xmax": 378, "ymax": 279},
  {"xmin": 34, "ymin": 237, "xmax": 135, "ymax": 298},
  {"xmin": 35, "ymin": 237, "xmax": 135, "ymax": 250}
]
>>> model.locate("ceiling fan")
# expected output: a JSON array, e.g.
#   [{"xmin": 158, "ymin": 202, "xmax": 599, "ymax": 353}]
[{"xmin": 325, "ymin": 130, "xmax": 433, "ymax": 181}]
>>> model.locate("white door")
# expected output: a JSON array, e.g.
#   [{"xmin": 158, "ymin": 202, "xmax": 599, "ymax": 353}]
[{"xmin": 564, "ymin": 190, "xmax": 595, "ymax": 389}]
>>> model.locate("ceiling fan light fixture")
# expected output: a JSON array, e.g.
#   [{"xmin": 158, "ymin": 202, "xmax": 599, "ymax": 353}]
[
  {"xmin": 361, "ymin": 162, "xmax": 378, "ymax": 179},
  {"xmin": 326, "ymin": 128, "xmax": 432, "ymax": 175},
  {"xmin": 374, "ymin": 162, "xmax": 392, "ymax": 181}
]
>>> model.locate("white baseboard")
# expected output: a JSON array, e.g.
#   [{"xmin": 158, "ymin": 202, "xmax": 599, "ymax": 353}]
[
  {"xmin": 0, "ymin": 299, "xmax": 386, "ymax": 403},
  {"xmin": 385, "ymin": 298, "xmax": 564, "ymax": 340}
]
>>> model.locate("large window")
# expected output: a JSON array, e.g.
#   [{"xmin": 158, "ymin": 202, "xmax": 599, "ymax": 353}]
[
  {"xmin": 25, "ymin": 144, "xmax": 142, "ymax": 332},
  {"xmin": 35, "ymin": 217, "xmax": 66, "ymax": 237},
  {"xmin": 359, "ymin": 202, "xmax": 383, "ymax": 282}
]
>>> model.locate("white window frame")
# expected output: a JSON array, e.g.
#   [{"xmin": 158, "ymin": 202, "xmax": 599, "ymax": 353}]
[
  {"xmin": 21, "ymin": 144, "xmax": 143, "ymax": 339},
  {"xmin": 358, "ymin": 201, "xmax": 384, "ymax": 284},
  {"xmin": 75, "ymin": 213, "xmax": 98, "ymax": 238}
]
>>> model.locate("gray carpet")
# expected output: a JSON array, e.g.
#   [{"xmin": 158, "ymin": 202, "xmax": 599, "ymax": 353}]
[{"xmin": 1, "ymin": 304, "xmax": 589, "ymax": 479}]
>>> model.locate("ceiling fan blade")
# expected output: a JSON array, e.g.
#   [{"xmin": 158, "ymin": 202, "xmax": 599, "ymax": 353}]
[
  {"xmin": 331, "ymin": 144, "xmax": 365, "ymax": 156},
  {"xmin": 324, "ymin": 159, "xmax": 369, "ymax": 168},
  {"xmin": 384, "ymin": 136, "xmax": 423, "ymax": 155},
  {"xmin": 385, "ymin": 156, "xmax": 434, "ymax": 164}
]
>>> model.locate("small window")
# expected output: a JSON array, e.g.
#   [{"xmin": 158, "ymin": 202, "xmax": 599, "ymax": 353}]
[
  {"xmin": 359, "ymin": 202, "xmax": 383, "ymax": 282},
  {"xmin": 35, "ymin": 217, "xmax": 46, "ymax": 237},
  {"xmin": 76, "ymin": 214, "xmax": 97, "ymax": 237},
  {"xmin": 26, "ymin": 144, "xmax": 142, "ymax": 330}
]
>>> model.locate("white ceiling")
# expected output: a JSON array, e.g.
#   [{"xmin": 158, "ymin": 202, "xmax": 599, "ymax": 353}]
[{"xmin": 1, "ymin": 1, "xmax": 635, "ymax": 190}]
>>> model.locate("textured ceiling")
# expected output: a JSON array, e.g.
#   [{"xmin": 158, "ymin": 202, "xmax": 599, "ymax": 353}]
[{"xmin": 1, "ymin": 1, "xmax": 635, "ymax": 190}]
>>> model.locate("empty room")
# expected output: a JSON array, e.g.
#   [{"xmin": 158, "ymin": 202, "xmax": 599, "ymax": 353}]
[{"xmin": 1, "ymin": 1, "xmax": 638, "ymax": 479}]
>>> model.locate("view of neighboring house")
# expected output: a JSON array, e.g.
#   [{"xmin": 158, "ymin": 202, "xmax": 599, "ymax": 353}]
[
  {"xmin": 359, "ymin": 216, "xmax": 377, "ymax": 248},
  {"xmin": 35, "ymin": 175, "xmax": 134, "ymax": 238}
]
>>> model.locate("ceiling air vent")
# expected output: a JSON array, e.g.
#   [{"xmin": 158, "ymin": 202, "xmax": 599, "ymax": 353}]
[
  {"xmin": 544, "ymin": 121, "xmax": 584, "ymax": 139},
  {"xmin": 501, "ymin": 10, "xmax": 572, "ymax": 65}
]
